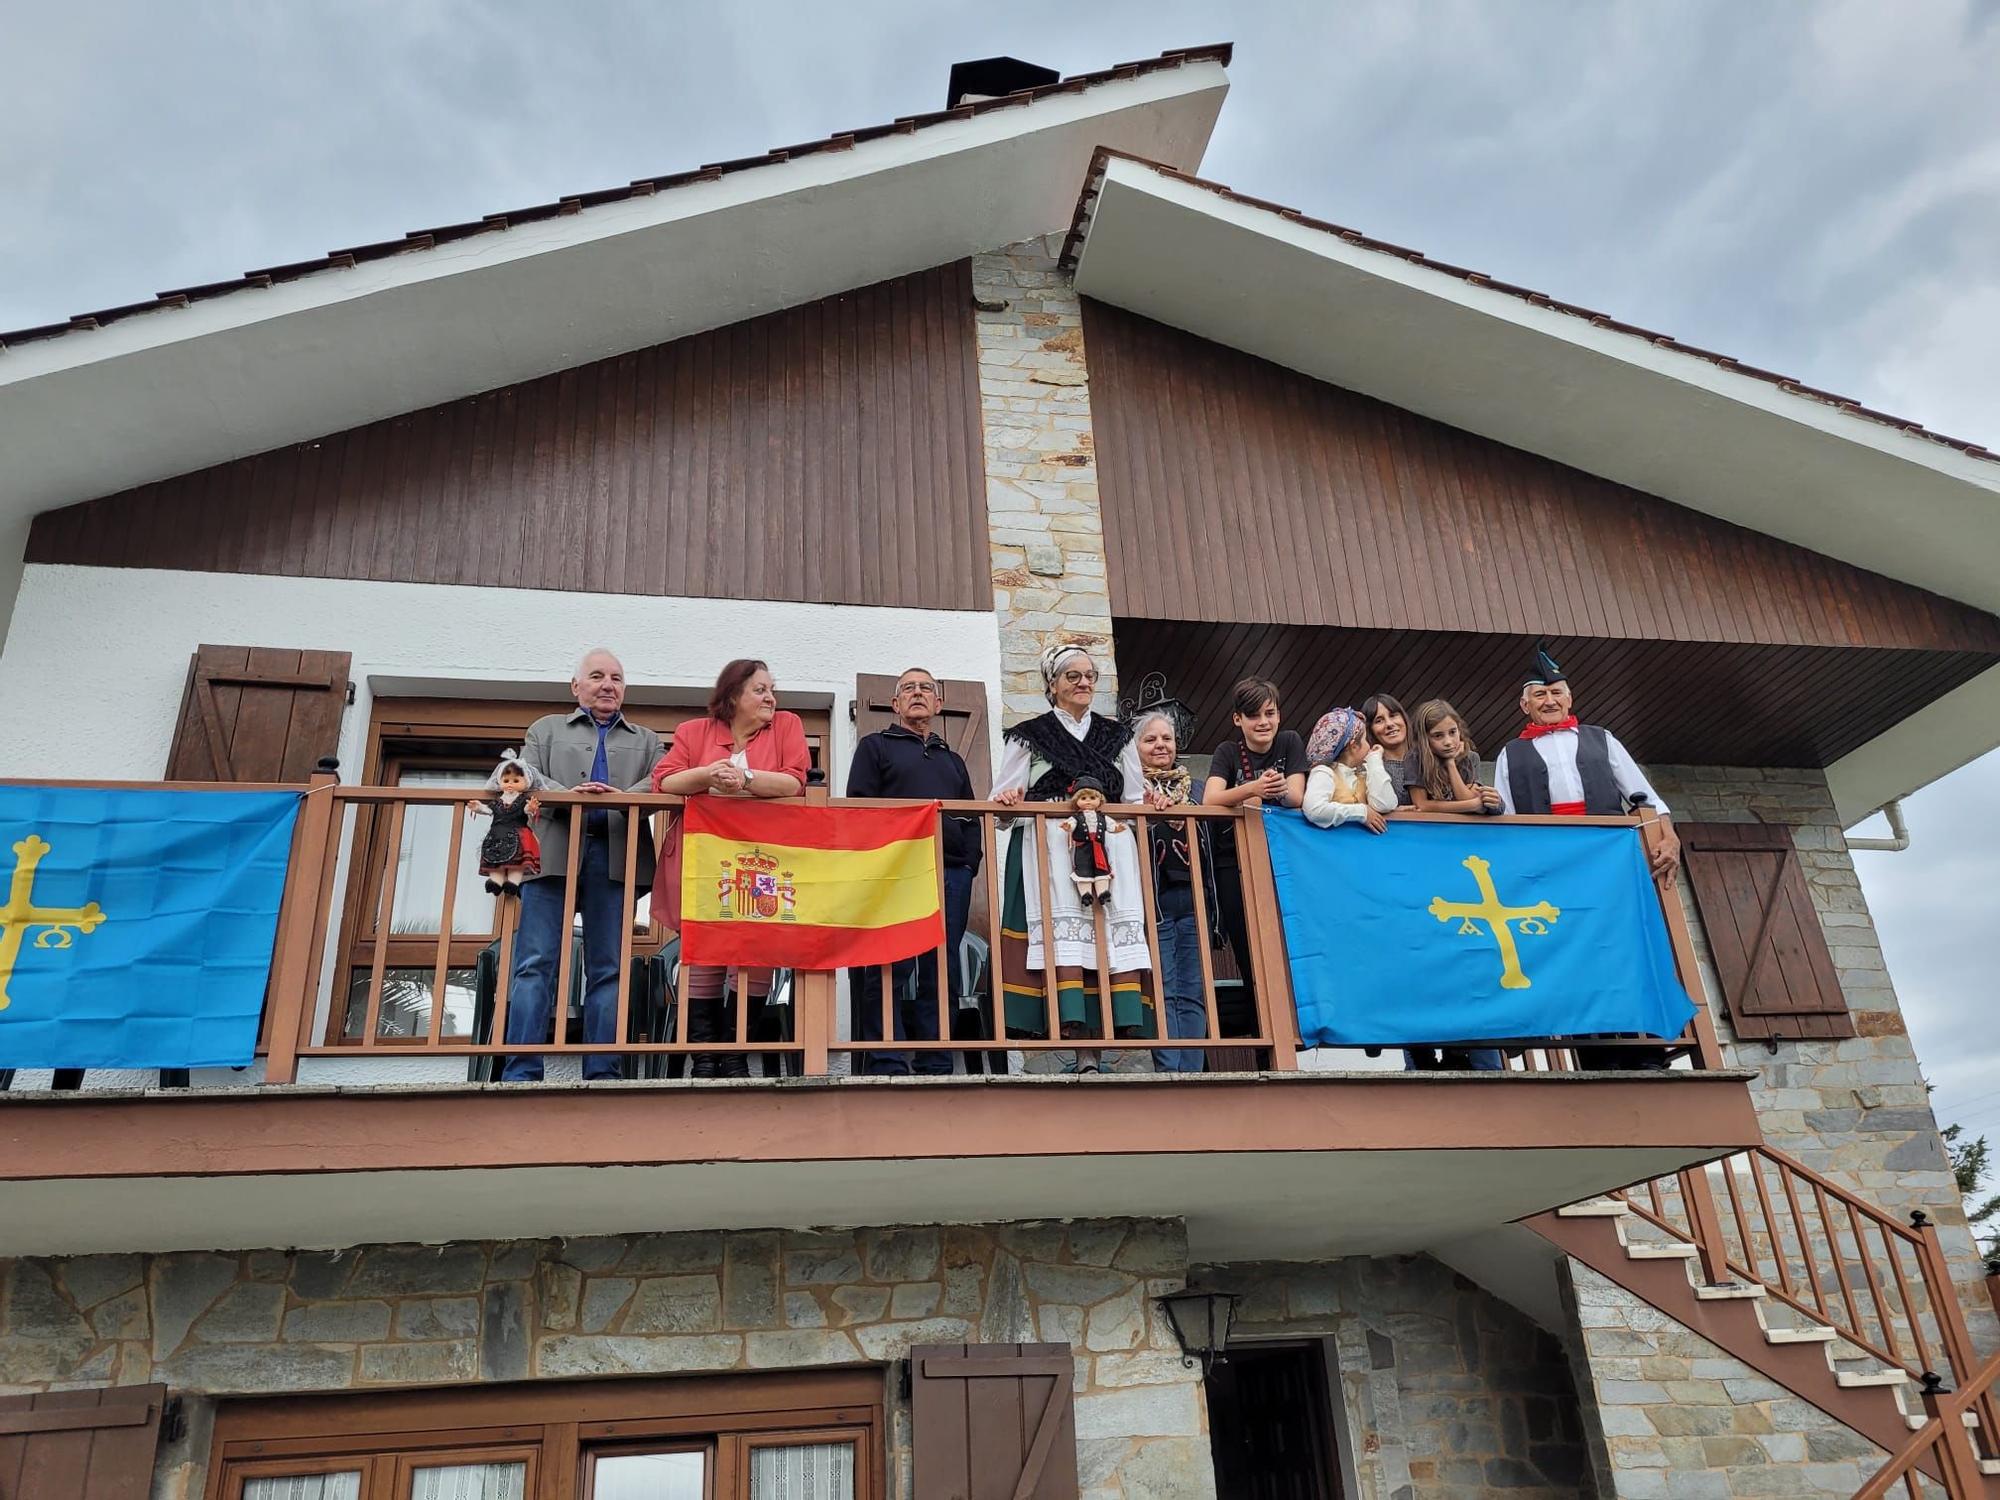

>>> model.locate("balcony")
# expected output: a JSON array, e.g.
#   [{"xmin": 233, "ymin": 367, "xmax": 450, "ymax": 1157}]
[{"xmin": 0, "ymin": 777, "xmax": 1760, "ymax": 1259}]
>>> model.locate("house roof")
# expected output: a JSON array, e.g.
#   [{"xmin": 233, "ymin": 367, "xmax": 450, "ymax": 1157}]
[
  {"xmin": 0, "ymin": 46, "xmax": 1230, "ymax": 524},
  {"xmin": 1061, "ymin": 149, "xmax": 2000, "ymax": 824},
  {"xmin": 0, "ymin": 46, "xmax": 1229, "ymax": 353}
]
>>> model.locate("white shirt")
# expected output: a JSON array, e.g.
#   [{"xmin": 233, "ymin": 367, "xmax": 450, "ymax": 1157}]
[
  {"xmin": 993, "ymin": 704, "xmax": 1146, "ymax": 802},
  {"xmin": 1494, "ymin": 727, "xmax": 1669, "ymax": 817},
  {"xmin": 1303, "ymin": 748, "xmax": 1399, "ymax": 827}
]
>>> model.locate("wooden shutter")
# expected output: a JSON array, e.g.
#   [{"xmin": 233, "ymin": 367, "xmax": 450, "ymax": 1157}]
[
  {"xmin": 1680, "ymin": 823, "xmax": 1853, "ymax": 1041},
  {"xmin": 165, "ymin": 646, "xmax": 351, "ymax": 782},
  {"xmin": 0, "ymin": 1385, "xmax": 166, "ymax": 1500},
  {"xmin": 912, "ymin": 1343, "xmax": 1078, "ymax": 1500},
  {"xmin": 853, "ymin": 676, "xmax": 991, "ymax": 796}
]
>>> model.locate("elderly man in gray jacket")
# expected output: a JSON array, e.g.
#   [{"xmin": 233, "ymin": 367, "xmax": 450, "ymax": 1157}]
[{"xmin": 502, "ymin": 648, "xmax": 663, "ymax": 1081}]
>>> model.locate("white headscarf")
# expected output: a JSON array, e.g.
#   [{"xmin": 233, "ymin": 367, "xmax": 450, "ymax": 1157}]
[{"xmin": 1038, "ymin": 641, "xmax": 1094, "ymax": 705}]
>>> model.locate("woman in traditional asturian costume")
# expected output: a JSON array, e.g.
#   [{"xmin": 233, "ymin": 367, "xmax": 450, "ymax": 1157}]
[{"xmin": 991, "ymin": 642, "xmax": 1155, "ymax": 1071}]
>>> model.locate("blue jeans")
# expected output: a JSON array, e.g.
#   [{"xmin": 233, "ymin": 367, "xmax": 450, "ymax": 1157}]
[
  {"xmin": 502, "ymin": 833, "xmax": 627, "ymax": 1081},
  {"xmin": 853, "ymin": 865, "xmax": 974, "ymax": 1075},
  {"xmin": 1153, "ymin": 882, "xmax": 1207, "ymax": 1072}
]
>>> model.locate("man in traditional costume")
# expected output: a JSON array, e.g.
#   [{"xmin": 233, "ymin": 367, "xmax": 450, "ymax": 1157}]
[{"xmin": 1492, "ymin": 646, "xmax": 1679, "ymax": 1069}]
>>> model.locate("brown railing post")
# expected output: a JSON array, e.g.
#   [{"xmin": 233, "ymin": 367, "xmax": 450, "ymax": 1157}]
[
  {"xmin": 263, "ymin": 762, "xmax": 341, "ymax": 1086},
  {"xmin": 1638, "ymin": 807, "xmax": 1724, "ymax": 1070},
  {"xmin": 1231, "ymin": 806, "xmax": 1298, "ymax": 1070},
  {"xmin": 1680, "ymin": 1163, "xmax": 1733, "ymax": 1285},
  {"xmin": 1922, "ymin": 1373, "xmax": 1989, "ymax": 1499},
  {"xmin": 794, "ymin": 969, "xmax": 835, "ymax": 1076},
  {"xmin": 1911, "ymin": 1211, "xmax": 2000, "ymax": 1444}
]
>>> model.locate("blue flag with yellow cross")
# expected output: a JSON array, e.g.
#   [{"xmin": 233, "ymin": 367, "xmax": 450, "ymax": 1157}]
[
  {"xmin": 1262, "ymin": 810, "xmax": 1696, "ymax": 1048},
  {"xmin": 0, "ymin": 785, "xmax": 300, "ymax": 1070}
]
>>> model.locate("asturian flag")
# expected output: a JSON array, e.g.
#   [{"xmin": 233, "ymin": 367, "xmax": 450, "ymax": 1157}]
[
  {"xmin": 0, "ymin": 785, "xmax": 300, "ymax": 1069},
  {"xmin": 681, "ymin": 799, "xmax": 944, "ymax": 968},
  {"xmin": 1262, "ymin": 810, "xmax": 1696, "ymax": 1049}
]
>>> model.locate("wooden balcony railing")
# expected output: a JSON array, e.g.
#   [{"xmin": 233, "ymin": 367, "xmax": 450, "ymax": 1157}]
[
  {"xmin": 1606, "ymin": 1146, "xmax": 2000, "ymax": 1476},
  {"xmin": 7, "ymin": 771, "xmax": 1723, "ymax": 1085}
]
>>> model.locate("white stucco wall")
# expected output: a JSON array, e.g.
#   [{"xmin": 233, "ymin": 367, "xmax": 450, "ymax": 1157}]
[
  {"xmin": 0, "ymin": 564, "xmax": 1005, "ymax": 781},
  {"xmin": 0, "ymin": 563, "xmax": 1004, "ymax": 1091}
]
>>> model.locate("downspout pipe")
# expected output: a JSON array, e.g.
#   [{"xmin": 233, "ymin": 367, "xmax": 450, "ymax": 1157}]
[{"xmin": 1845, "ymin": 798, "xmax": 1911, "ymax": 853}]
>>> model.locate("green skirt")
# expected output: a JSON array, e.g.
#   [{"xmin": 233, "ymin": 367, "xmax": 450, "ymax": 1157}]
[{"xmin": 999, "ymin": 823, "xmax": 1154, "ymax": 1038}]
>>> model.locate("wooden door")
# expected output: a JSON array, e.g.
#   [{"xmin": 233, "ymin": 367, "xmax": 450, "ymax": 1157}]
[
  {"xmin": 911, "ymin": 1343, "xmax": 1077, "ymax": 1500},
  {"xmin": 851, "ymin": 675, "xmax": 992, "ymax": 796},
  {"xmin": 0, "ymin": 1385, "xmax": 166, "ymax": 1500},
  {"xmin": 164, "ymin": 645, "xmax": 351, "ymax": 782},
  {"xmin": 1206, "ymin": 1343, "xmax": 1338, "ymax": 1500}
]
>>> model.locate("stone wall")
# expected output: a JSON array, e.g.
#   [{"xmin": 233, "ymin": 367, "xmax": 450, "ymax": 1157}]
[
  {"xmin": 1201, "ymin": 1254, "xmax": 1596, "ymax": 1500},
  {"xmin": 0, "ymin": 1218, "xmax": 1211, "ymax": 1500},
  {"xmin": 1565, "ymin": 1262, "xmax": 1885, "ymax": 1500},
  {"xmin": 1650, "ymin": 765, "xmax": 1996, "ymax": 1348},
  {"xmin": 973, "ymin": 236, "xmax": 1121, "ymax": 726}
]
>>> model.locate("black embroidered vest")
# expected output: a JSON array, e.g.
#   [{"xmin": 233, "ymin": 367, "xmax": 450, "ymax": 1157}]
[{"xmin": 1004, "ymin": 712, "xmax": 1133, "ymax": 802}]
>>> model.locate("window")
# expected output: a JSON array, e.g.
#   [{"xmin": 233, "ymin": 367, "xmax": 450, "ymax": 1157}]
[
  {"xmin": 330, "ymin": 697, "xmax": 831, "ymax": 1044},
  {"xmin": 207, "ymin": 1371, "xmax": 882, "ymax": 1500}
]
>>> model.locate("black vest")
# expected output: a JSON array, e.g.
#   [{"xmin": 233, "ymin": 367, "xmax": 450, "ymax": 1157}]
[{"xmin": 1505, "ymin": 724, "xmax": 1623, "ymax": 815}]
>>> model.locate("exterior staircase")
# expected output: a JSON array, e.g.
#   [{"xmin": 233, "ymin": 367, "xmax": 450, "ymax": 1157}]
[{"xmin": 1528, "ymin": 1145, "xmax": 2000, "ymax": 1497}]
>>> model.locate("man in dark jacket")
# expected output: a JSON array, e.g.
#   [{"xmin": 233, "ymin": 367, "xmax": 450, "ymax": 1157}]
[{"xmin": 845, "ymin": 667, "xmax": 983, "ymax": 1075}]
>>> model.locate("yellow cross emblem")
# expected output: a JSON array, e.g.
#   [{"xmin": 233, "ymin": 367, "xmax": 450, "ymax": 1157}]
[
  {"xmin": 1428, "ymin": 855, "xmax": 1559, "ymax": 990},
  {"xmin": 0, "ymin": 835, "xmax": 108, "ymax": 1012}
]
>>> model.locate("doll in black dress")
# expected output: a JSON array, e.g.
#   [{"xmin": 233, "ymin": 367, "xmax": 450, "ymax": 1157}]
[
  {"xmin": 1065, "ymin": 775, "xmax": 1127, "ymax": 907},
  {"xmin": 468, "ymin": 754, "xmax": 542, "ymax": 896}
]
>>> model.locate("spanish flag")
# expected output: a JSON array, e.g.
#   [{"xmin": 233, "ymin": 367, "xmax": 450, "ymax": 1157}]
[{"xmin": 680, "ymin": 800, "xmax": 945, "ymax": 968}]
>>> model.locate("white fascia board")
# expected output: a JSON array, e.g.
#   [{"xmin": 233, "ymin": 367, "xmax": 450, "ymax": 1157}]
[
  {"xmin": 1072, "ymin": 157, "xmax": 2000, "ymax": 616},
  {"xmin": 0, "ymin": 64, "xmax": 1226, "ymax": 520},
  {"xmin": 1825, "ymin": 663, "xmax": 2000, "ymax": 826}
]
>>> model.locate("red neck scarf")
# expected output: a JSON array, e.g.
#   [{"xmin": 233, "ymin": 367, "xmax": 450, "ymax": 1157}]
[{"xmin": 1520, "ymin": 716, "xmax": 1579, "ymax": 740}]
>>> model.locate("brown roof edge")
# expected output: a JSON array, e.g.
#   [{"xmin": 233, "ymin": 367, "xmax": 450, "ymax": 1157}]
[
  {"xmin": 1061, "ymin": 145, "xmax": 1997, "ymax": 465},
  {"xmin": 0, "ymin": 44, "xmax": 1234, "ymax": 354}
]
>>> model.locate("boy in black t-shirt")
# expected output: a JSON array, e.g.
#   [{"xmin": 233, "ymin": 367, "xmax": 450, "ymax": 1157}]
[{"xmin": 1199, "ymin": 677, "xmax": 1308, "ymax": 1039}]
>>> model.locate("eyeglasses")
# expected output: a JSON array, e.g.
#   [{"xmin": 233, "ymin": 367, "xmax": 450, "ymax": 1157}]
[
  {"xmin": 1060, "ymin": 670, "xmax": 1099, "ymax": 685},
  {"xmin": 895, "ymin": 682, "xmax": 939, "ymax": 697}
]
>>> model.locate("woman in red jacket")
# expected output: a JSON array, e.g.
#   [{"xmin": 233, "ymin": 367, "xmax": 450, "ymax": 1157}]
[{"xmin": 650, "ymin": 659, "xmax": 811, "ymax": 1076}]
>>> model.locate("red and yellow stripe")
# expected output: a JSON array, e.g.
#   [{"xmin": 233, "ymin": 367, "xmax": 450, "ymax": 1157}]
[{"xmin": 680, "ymin": 800, "xmax": 944, "ymax": 968}]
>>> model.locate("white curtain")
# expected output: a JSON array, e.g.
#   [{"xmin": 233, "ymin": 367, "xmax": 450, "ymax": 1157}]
[
  {"xmin": 244, "ymin": 1476, "xmax": 362, "ymax": 1500},
  {"xmin": 750, "ymin": 1441, "xmax": 855, "ymax": 1500},
  {"xmin": 588, "ymin": 1450, "xmax": 707, "ymax": 1500},
  {"xmin": 410, "ymin": 1461, "xmax": 527, "ymax": 1500}
]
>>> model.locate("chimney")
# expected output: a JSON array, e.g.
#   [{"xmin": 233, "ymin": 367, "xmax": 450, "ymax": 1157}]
[{"xmin": 946, "ymin": 56, "xmax": 1061, "ymax": 110}]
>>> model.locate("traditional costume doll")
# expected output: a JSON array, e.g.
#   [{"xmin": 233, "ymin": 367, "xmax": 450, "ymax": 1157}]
[
  {"xmin": 1065, "ymin": 775, "xmax": 1127, "ymax": 906},
  {"xmin": 468, "ymin": 752, "xmax": 543, "ymax": 895}
]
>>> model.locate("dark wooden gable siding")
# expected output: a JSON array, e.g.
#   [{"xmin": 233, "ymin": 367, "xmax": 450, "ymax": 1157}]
[
  {"xmin": 28, "ymin": 262, "xmax": 989, "ymax": 611},
  {"xmin": 1082, "ymin": 298, "xmax": 2000, "ymax": 654}
]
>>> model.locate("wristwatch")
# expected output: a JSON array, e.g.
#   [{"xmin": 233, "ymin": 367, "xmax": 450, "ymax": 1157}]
[{"xmin": 743, "ymin": 767, "xmax": 757, "ymax": 790}]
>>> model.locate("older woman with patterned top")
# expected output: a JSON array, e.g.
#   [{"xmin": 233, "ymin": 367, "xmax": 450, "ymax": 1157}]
[{"xmin": 991, "ymin": 642, "xmax": 1154, "ymax": 1072}]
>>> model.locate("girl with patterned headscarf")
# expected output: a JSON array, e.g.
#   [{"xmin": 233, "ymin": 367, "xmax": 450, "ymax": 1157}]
[
  {"xmin": 1302, "ymin": 705, "xmax": 1397, "ymax": 832},
  {"xmin": 990, "ymin": 641, "xmax": 1155, "ymax": 1071}
]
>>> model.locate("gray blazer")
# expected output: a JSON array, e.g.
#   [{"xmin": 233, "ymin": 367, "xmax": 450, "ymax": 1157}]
[{"xmin": 520, "ymin": 708, "xmax": 664, "ymax": 889}]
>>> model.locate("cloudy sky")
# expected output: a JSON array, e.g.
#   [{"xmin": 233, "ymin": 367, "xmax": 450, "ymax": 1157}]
[{"xmin": 5, "ymin": 3, "xmax": 1996, "ymax": 1137}]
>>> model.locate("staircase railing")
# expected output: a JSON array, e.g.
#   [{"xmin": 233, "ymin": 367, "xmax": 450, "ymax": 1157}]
[
  {"xmin": 1610, "ymin": 1144, "xmax": 1997, "ymax": 1459},
  {"xmin": 1854, "ymin": 1354, "xmax": 2000, "ymax": 1500}
]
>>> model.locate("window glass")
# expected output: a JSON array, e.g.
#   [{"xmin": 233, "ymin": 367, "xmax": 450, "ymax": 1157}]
[
  {"xmin": 243, "ymin": 1477, "xmax": 362, "ymax": 1500},
  {"xmin": 589, "ymin": 1450, "xmax": 707, "ymax": 1499},
  {"xmin": 341, "ymin": 966, "xmax": 478, "ymax": 1041},
  {"xmin": 750, "ymin": 1440, "xmax": 855, "ymax": 1500},
  {"xmin": 392, "ymin": 767, "xmax": 498, "ymax": 934},
  {"xmin": 409, "ymin": 1461, "xmax": 527, "ymax": 1500}
]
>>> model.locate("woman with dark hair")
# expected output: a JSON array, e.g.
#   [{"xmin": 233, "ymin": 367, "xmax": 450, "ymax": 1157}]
[
  {"xmin": 1362, "ymin": 693, "xmax": 1418, "ymax": 807},
  {"xmin": 991, "ymin": 641, "xmax": 1154, "ymax": 1072},
  {"xmin": 649, "ymin": 659, "xmax": 811, "ymax": 1076}
]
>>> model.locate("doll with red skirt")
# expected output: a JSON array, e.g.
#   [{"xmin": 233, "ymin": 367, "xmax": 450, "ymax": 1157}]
[{"xmin": 468, "ymin": 752, "xmax": 543, "ymax": 896}]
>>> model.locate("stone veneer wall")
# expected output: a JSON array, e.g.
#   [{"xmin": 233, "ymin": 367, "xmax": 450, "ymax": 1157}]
[
  {"xmin": 0, "ymin": 1218, "xmax": 1211, "ymax": 1500},
  {"xmin": 973, "ymin": 235, "xmax": 1122, "ymax": 726},
  {"xmin": 1201, "ymin": 1255, "xmax": 1596, "ymax": 1500},
  {"xmin": 1649, "ymin": 765, "xmax": 1995, "ymax": 1349},
  {"xmin": 1565, "ymin": 1262, "xmax": 1885, "ymax": 1500}
]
